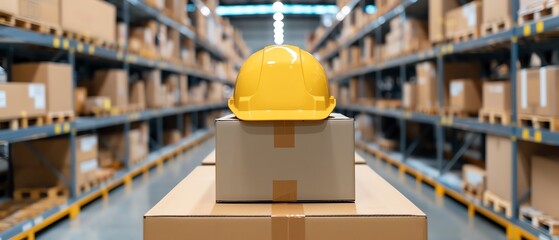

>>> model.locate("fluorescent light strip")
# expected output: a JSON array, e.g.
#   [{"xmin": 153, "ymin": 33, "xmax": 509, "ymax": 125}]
[{"xmin": 215, "ymin": 4, "xmax": 338, "ymax": 16}]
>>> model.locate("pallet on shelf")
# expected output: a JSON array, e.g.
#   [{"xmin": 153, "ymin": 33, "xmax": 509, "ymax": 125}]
[
  {"xmin": 519, "ymin": 1, "xmax": 559, "ymax": 24},
  {"xmin": 13, "ymin": 186, "xmax": 69, "ymax": 201},
  {"xmin": 378, "ymin": 138, "xmax": 398, "ymax": 152},
  {"xmin": 78, "ymin": 168, "xmax": 115, "ymax": 194},
  {"xmin": 0, "ymin": 115, "xmax": 45, "ymax": 131},
  {"xmin": 478, "ymin": 109, "xmax": 511, "ymax": 125},
  {"xmin": 481, "ymin": 19, "xmax": 512, "ymax": 36},
  {"xmin": 0, "ymin": 196, "xmax": 67, "ymax": 232},
  {"xmin": 442, "ymin": 108, "xmax": 478, "ymax": 118},
  {"xmin": 416, "ymin": 107, "xmax": 439, "ymax": 115},
  {"xmin": 483, "ymin": 190, "xmax": 512, "ymax": 218},
  {"xmin": 518, "ymin": 114, "xmax": 559, "ymax": 131},
  {"xmin": 519, "ymin": 205, "xmax": 559, "ymax": 236},
  {"xmin": 45, "ymin": 111, "xmax": 75, "ymax": 125},
  {"xmin": 62, "ymin": 29, "xmax": 116, "ymax": 50},
  {"xmin": 376, "ymin": 99, "xmax": 402, "ymax": 109},
  {"xmin": 462, "ymin": 183, "xmax": 484, "ymax": 201},
  {"xmin": 0, "ymin": 10, "xmax": 61, "ymax": 36},
  {"xmin": 448, "ymin": 29, "xmax": 480, "ymax": 42}
]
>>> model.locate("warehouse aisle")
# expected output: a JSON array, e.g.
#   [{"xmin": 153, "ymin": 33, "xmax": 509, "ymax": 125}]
[
  {"xmin": 37, "ymin": 140, "xmax": 216, "ymax": 240},
  {"xmin": 37, "ymin": 139, "xmax": 505, "ymax": 240},
  {"xmin": 356, "ymin": 150, "xmax": 506, "ymax": 240}
]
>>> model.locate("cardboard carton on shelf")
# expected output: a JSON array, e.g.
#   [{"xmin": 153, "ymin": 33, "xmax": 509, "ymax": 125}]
[
  {"xmin": 74, "ymin": 87, "xmax": 88, "ymax": 114},
  {"xmin": 461, "ymin": 164, "xmax": 486, "ymax": 201},
  {"xmin": 429, "ymin": 0, "xmax": 460, "ymax": 43},
  {"xmin": 12, "ymin": 62, "xmax": 73, "ymax": 114},
  {"xmin": 355, "ymin": 113, "xmax": 375, "ymax": 142},
  {"xmin": 130, "ymin": 81, "xmax": 146, "ymax": 110},
  {"xmin": 83, "ymin": 96, "xmax": 111, "ymax": 115},
  {"xmin": 349, "ymin": 78, "xmax": 375, "ymax": 104},
  {"xmin": 164, "ymin": 130, "xmax": 182, "ymax": 145},
  {"xmin": 0, "ymin": 83, "xmax": 46, "ymax": 121},
  {"xmin": 0, "ymin": 0, "xmax": 18, "ymax": 15},
  {"xmin": 100, "ymin": 125, "xmax": 148, "ymax": 167},
  {"xmin": 92, "ymin": 69, "xmax": 128, "ymax": 110},
  {"xmin": 144, "ymin": 69, "xmax": 165, "ymax": 108},
  {"xmin": 188, "ymin": 82, "xmax": 208, "ymax": 104},
  {"xmin": 531, "ymin": 155, "xmax": 559, "ymax": 219},
  {"xmin": 403, "ymin": 81, "xmax": 417, "ymax": 110},
  {"xmin": 216, "ymin": 113, "xmax": 354, "ymax": 202},
  {"xmin": 60, "ymin": 0, "xmax": 116, "ymax": 44},
  {"xmin": 449, "ymin": 79, "xmax": 482, "ymax": 113},
  {"xmin": 144, "ymin": 165, "xmax": 427, "ymax": 240},
  {"xmin": 18, "ymin": 0, "xmax": 59, "ymax": 27},
  {"xmin": 12, "ymin": 134, "xmax": 99, "ymax": 193},
  {"xmin": 482, "ymin": 0, "xmax": 511, "ymax": 30},
  {"xmin": 481, "ymin": 80, "xmax": 511, "ymax": 113},
  {"xmin": 517, "ymin": 66, "xmax": 559, "ymax": 117},
  {"xmin": 445, "ymin": 1, "xmax": 482, "ymax": 40}
]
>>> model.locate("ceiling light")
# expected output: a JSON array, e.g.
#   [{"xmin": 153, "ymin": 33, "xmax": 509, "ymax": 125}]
[
  {"xmin": 273, "ymin": 20, "xmax": 284, "ymax": 28},
  {"xmin": 200, "ymin": 6, "xmax": 210, "ymax": 16},
  {"xmin": 274, "ymin": 28, "xmax": 284, "ymax": 34},
  {"xmin": 272, "ymin": 1, "xmax": 284, "ymax": 12},
  {"xmin": 273, "ymin": 12, "xmax": 284, "ymax": 21}
]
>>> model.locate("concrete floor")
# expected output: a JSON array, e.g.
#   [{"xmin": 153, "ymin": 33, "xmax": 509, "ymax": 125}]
[{"xmin": 37, "ymin": 140, "xmax": 506, "ymax": 240}]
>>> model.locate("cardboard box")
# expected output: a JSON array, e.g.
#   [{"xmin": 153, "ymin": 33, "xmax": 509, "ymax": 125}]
[
  {"xmin": 12, "ymin": 134, "xmax": 98, "ymax": 192},
  {"xmin": 449, "ymin": 79, "xmax": 481, "ymax": 112},
  {"xmin": 92, "ymin": 69, "xmax": 128, "ymax": 109},
  {"xmin": 18, "ymin": 0, "xmax": 59, "ymax": 26},
  {"xmin": 517, "ymin": 66, "xmax": 559, "ymax": 116},
  {"xmin": 164, "ymin": 74, "xmax": 180, "ymax": 107},
  {"xmin": 445, "ymin": 1, "xmax": 482, "ymax": 40},
  {"xmin": 144, "ymin": 165, "xmax": 427, "ymax": 240},
  {"xmin": 129, "ymin": 124, "xmax": 149, "ymax": 164},
  {"xmin": 483, "ymin": 0, "xmax": 511, "ymax": 25},
  {"xmin": 74, "ymin": 87, "xmax": 87, "ymax": 114},
  {"xmin": 180, "ymin": 75, "xmax": 189, "ymax": 105},
  {"xmin": 164, "ymin": 130, "xmax": 181, "ymax": 145},
  {"xmin": 84, "ymin": 96, "xmax": 111, "ymax": 114},
  {"xmin": 216, "ymin": 114, "xmax": 354, "ymax": 202},
  {"xmin": 462, "ymin": 164, "xmax": 486, "ymax": 201},
  {"xmin": 355, "ymin": 113, "xmax": 374, "ymax": 142},
  {"xmin": 12, "ymin": 62, "xmax": 73, "ymax": 113},
  {"xmin": 531, "ymin": 155, "xmax": 559, "ymax": 219},
  {"xmin": 60, "ymin": 0, "xmax": 116, "ymax": 43},
  {"xmin": 0, "ymin": 0, "xmax": 18, "ymax": 15},
  {"xmin": 429, "ymin": 0, "xmax": 460, "ymax": 43},
  {"xmin": 403, "ymin": 82, "xmax": 417, "ymax": 109},
  {"xmin": 100, "ymin": 125, "xmax": 148, "ymax": 166},
  {"xmin": 203, "ymin": 150, "xmax": 367, "ymax": 166},
  {"xmin": 520, "ymin": 0, "xmax": 545, "ymax": 11},
  {"xmin": 145, "ymin": 70, "xmax": 165, "ymax": 108},
  {"xmin": 482, "ymin": 81, "xmax": 510, "ymax": 112},
  {"xmin": 349, "ymin": 78, "xmax": 374, "ymax": 103},
  {"xmin": 0, "ymin": 83, "xmax": 46, "ymax": 121},
  {"xmin": 130, "ymin": 81, "xmax": 146, "ymax": 109},
  {"xmin": 486, "ymin": 136, "xmax": 529, "ymax": 202}
]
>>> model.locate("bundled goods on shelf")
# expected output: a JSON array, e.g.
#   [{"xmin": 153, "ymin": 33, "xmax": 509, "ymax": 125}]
[
  {"xmin": 99, "ymin": 124, "xmax": 149, "ymax": 168},
  {"xmin": 461, "ymin": 164, "xmax": 486, "ymax": 201},
  {"xmin": 377, "ymin": 137, "xmax": 398, "ymax": 151},
  {"xmin": 117, "ymin": 22, "xmax": 127, "ymax": 49},
  {"xmin": 60, "ymin": 0, "xmax": 116, "ymax": 46},
  {"xmin": 362, "ymin": 35, "xmax": 377, "ymax": 64},
  {"xmin": 0, "ymin": 82, "xmax": 46, "ymax": 129},
  {"xmin": 339, "ymin": 48, "xmax": 350, "ymax": 72},
  {"xmin": 130, "ymin": 80, "xmax": 147, "ymax": 111},
  {"xmin": 91, "ymin": 69, "xmax": 129, "ymax": 113},
  {"xmin": 158, "ymin": 27, "xmax": 180, "ymax": 62},
  {"xmin": 530, "ymin": 155, "xmax": 559, "ymax": 221},
  {"xmin": 349, "ymin": 78, "xmax": 375, "ymax": 105},
  {"xmin": 517, "ymin": 66, "xmax": 559, "ymax": 130},
  {"xmin": 163, "ymin": 130, "xmax": 182, "ymax": 145},
  {"xmin": 479, "ymin": 80, "xmax": 511, "ymax": 124},
  {"xmin": 449, "ymin": 79, "xmax": 482, "ymax": 116},
  {"xmin": 355, "ymin": 113, "xmax": 375, "ymax": 142},
  {"xmin": 17, "ymin": 0, "xmax": 59, "ymax": 27},
  {"xmin": 181, "ymin": 38, "xmax": 196, "ymax": 67},
  {"xmin": 349, "ymin": 46, "xmax": 362, "ymax": 69},
  {"xmin": 163, "ymin": 74, "xmax": 181, "ymax": 107},
  {"xmin": 339, "ymin": 86, "xmax": 350, "ymax": 104},
  {"xmin": 197, "ymin": 51, "xmax": 213, "ymax": 73},
  {"xmin": 415, "ymin": 61, "xmax": 481, "ymax": 113},
  {"xmin": 403, "ymin": 81, "xmax": 417, "ymax": 110},
  {"xmin": 518, "ymin": 0, "xmax": 559, "ymax": 24},
  {"xmin": 376, "ymin": 0, "xmax": 401, "ymax": 16},
  {"xmin": 128, "ymin": 21, "xmax": 159, "ymax": 57},
  {"xmin": 144, "ymin": 69, "xmax": 166, "ymax": 109},
  {"xmin": 429, "ymin": 0, "xmax": 460, "ymax": 44},
  {"xmin": 383, "ymin": 17, "xmax": 428, "ymax": 60},
  {"xmin": 445, "ymin": 1, "xmax": 482, "ymax": 42},
  {"xmin": 179, "ymin": 75, "xmax": 189, "ymax": 105},
  {"xmin": 329, "ymin": 83, "xmax": 339, "ymax": 101},
  {"xmin": 340, "ymin": 9, "xmax": 358, "ymax": 41},
  {"xmin": 188, "ymin": 81, "xmax": 208, "ymax": 104},
  {"xmin": 183, "ymin": 114, "xmax": 192, "ymax": 137},
  {"xmin": 12, "ymin": 62, "xmax": 74, "ymax": 123},
  {"xmin": 481, "ymin": 0, "xmax": 512, "ymax": 35},
  {"xmin": 207, "ymin": 82, "xmax": 225, "ymax": 103},
  {"xmin": 12, "ymin": 134, "xmax": 105, "ymax": 194}
]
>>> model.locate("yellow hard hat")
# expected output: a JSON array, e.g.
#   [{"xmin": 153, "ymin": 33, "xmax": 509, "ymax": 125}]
[{"xmin": 228, "ymin": 45, "xmax": 336, "ymax": 121}]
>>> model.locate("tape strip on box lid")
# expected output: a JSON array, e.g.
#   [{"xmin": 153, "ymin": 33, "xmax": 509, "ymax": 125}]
[
  {"xmin": 521, "ymin": 70, "xmax": 528, "ymax": 109},
  {"xmin": 274, "ymin": 121, "xmax": 295, "ymax": 148},
  {"xmin": 273, "ymin": 180, "xmax": 297, "ymax": 202},
  {"xmin": 540, "ymin": 67, "xmax": 547, "ymax": 107},
  {"xmin": 271, "ymin": 204, "xmax": 305, "ymax": 240}
]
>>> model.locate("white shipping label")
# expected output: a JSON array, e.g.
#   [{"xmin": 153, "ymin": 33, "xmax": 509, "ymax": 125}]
[
  {"xmin": 0, "ymin": 91, "xmax": 6, "ymax": 108},
  {"xmin": 466, "ymin": 171, "xmax": 483, "ymax": 185},
  {"xmin": 521, "ymin": 70, "xmax": 528, "ymax": 109},
  {"xmin": 489, "ymin": 85, "xmax": 503, "ymax": 93},
  {"xmin": 28, "ymin": 84, "xmax": 46, "ymax": 109},
  {"xmin": 80, "ymin": 136, "xmax": 98, "ymax": 152},
  {"xmin": 80, "ymin": 159, "xmax": 99, "ymax": 173},
  {"xmin": 450, "ymin": 82, "xmax": 464, "ymax": 96},
  {"xmin": 540, "ymin": 68, "xmax": 547, "ymax": 107}
]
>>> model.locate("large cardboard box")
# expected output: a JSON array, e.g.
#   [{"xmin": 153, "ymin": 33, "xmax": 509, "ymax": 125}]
[
  {"xmin": 144, "ymin": 165, "xmax": 427, "ymax": 240},
  {"xmin": 462, "ymin": 164, "xmax": 486, "ymax": 201},
  {"xmin": 482, "ymin": 81, "xmax": 511, "ymax": 112},
  {"xmin": 517, "ymin": 66, "xmax": 559, "ymax": 116},
  {"xmin": 130, "ymin": 81, "xmax": 146, "ymax": 109},
  {"xmin": 12, "ymin": 62, "xmax": 73, "ymax": 113},
  {"xmin": 349, "ymin": 78, "xmax": 375, "ymax": 103},
  {"xmin": 0, "ymin": 83, "xmax": 46, "ymax": 120},
  {"xmin": 203, "ymin": 150, "xmax": 368, "ymax": 166},
  {"xmin": 403, "ymin": 82, "xmax": 417, "ymax": 109},
  {"xmin": 12, "ymin": 135, "xmax": 98, "ymax": 191},
  {"xmin": 0, "ymin": 0, "xmax": 18, "ymax": 15},
  {"xmin": 429, "ymin": 0, "xmax": 460, "ymax": 43},
  {"xmin": 449, "ymin": 79, "xmax": 481, "ymax": 112},
  {"xmin": 60, "ymin": 0, "xmax": 116, "ymax": 43},
  {"xmin": 355, "ymin": 113, "xmax": 375, "ymax": 142},
  {"xmin": 145, "ymin": 70, "xmax": 165, "ymax": 108},
  {"xmin": 531, "ymin": 155, "xmax": 559, "ymax": 219},
  {"xmin": 486, "ymin": 136, "xmax": 531, "ymax": 202},
  {"xmin": 18, "ymin": 0, "xmax": 59, "ymax": 26},
  {"xmin": 483, "ymin": 0, "xmax": 511, "ymax": 25},
  {"xmin": 100, "ymin": 125, "xmax": 148, "ymax": 166},
  {"xmin": 216, "ymin": 114, "xmax": 354, "ymax": 202},
  {"xmin": 445, "ymin": 1, "xmax": 482, "ymax": 40},
  {"xmin": 92, "ymin": 69, "xmax": 128, "ymax": 109},
  {"xmin": 180, "ymin": 75, "xmax": 189, "ymax": 105}
]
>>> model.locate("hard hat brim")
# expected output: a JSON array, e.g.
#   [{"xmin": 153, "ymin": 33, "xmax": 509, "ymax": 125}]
[{"xmin": 228, "ymin": 98, "xmax": 336, "ymax": 121}]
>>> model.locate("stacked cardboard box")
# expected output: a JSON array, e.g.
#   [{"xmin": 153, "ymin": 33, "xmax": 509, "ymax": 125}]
[
  {"xmin": 462, "ymin": 164, "xmax": 486, "ymax": 201},
  {"xmin": 481, "ymin": 81, "xmax": 511, "ymax": 114},
  {"xmin": 384, "ymin": 17, "xmax": 428, "ymax": 60},
  {"xmin": 207, "ymin": 82, "xmax": 224, "ymax": 103},
  {"xmin": 12, "ymin": 62, "xmax": 73, "ymax": 115},
  {"xmin": 531, "ymin": 155, "xmax": 559, "ymax": 219},
  {"xmin": 0, "ymin": 82, "xmax": 46, "ymax": 121},
  {"xmin": 91, "ymin": 69, "xmax": 128, "ymax": 110},
  {"xmin": 144, "ymin": 70, "xmax": 166, "ymax": 109},
  {"xmin": 130, "ymin": 81, "xmax": 146, "ymax": 110},
  {"xmin": 403, "ymin": 81, "xmax": 417, "ymax": 110},
  {"xmin": 18, "ymin": 0, "xmax": 59, "ymax": 27},
  {"xmin": 60, "ymin": 0, "xmax": 116, "ymax": 44},
  {"xmin": 188, "ymin": 82, "xmax": 208, "ymax": 104},
  {"xmin": 429, "ymin": 0, "xmax": 460, "ymax": 43},
  {"xmin": 362, "ymin": 36, "xmax": 377, "ymax": 64},
  {"xmin": 12, "ymin": 135, "xmax": 99, "ymax": 193},
  {"xmin": 445, "ymin": 1, "xmax": 482, "ymax": 41},
  {"xmin": 517, "ymin": 66, "xmax": 559, "ymax": 117},
  {"xmin": 99, "ymin": 124, "xmax": 148, "ymax": 167},
  {"xmin": 349, "ymin": 78, "xmax": 375, "ymax": 104},
  {"xmin": 355, "ymin": 113, "xmax": 375, "ymax": 142},
  {"xmin": 449, "ymin": 79, "xmax": 482, "ymax": 113},
  {"xmin": 482, "ymin": 0, "xmax": 512, "ymax": 34}
]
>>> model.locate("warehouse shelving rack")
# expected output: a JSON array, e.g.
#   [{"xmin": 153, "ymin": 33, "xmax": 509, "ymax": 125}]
[
  {"xmin": 317, "ymin": 0, "xmax": 559, "ymax": 239},
  {"xmin": 0, "ymin": 0, "xmax": 237, "ymax": 238}
]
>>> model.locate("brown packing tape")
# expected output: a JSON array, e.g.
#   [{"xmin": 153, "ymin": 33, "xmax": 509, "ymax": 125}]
[
  {"xmin": 274, "ymin": 121, "xmax": 295, "ymax": 148},
  {"xmin": 273, "ymin": 180, "xmax": 297, "ymax": 202},
  {"xmin": 271, "ymin": 204, "xmax": 305, "ymax": 240}
]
